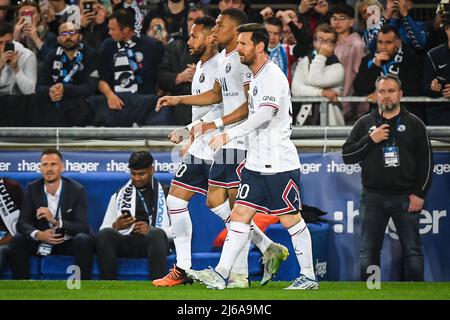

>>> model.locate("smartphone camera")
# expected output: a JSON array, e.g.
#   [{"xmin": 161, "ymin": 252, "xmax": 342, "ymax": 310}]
[
  {"xmin": 4, "ymin": 42, "xmax": 14, "ymax": 53},
  {"xmin": 23, "ymin": 11, "xmax": 33, "ymax": 24},
  {"xmin": 54, "ymin": 227, "xmax": 66, "ymax": 237},
  {"xmin": 121, "ymin": 210, "xmax": 131, "ymax": 218},
  {"xmin": 84, "ymin": 1, "xmax": 94, "ymax": 13},
  {"xmin": 437, "ymin": 76, "xmax": 447, "ymax": 92}
]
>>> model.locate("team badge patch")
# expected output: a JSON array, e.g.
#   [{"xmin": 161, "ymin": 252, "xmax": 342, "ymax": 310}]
[
  {"xmin": 199, "ymin": 73, "xmax": 205, "ymax": 83},
  {"xmin": 135, "ymin": 52, "xmax": 143, "ymax": 63},
  {"xmin": 225, "ymin": 63, "xmax": 231, "ymax": 73},
  {"xmin": 397, "ymin": 124, "xmax": 406, "ymax": 132},
  {"xmin": 253, "ymin": 86, "xmax": 258, "ymax": 96}
]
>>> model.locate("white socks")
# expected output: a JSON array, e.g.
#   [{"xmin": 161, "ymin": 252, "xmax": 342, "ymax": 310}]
[
  {"xmin": 215, "ymin": 221, "xmax": 251, "ymax": 279},
  {"xmin": 167, "ymin": 195, "xmax": 192, "ymax": 271},
  {"xmin": 211, "ymin": 201, "xmax": 250, "ymax": 278},
  {"xmin": 288, "ymin": 219, "xmax": 315, "ymax": 279}
]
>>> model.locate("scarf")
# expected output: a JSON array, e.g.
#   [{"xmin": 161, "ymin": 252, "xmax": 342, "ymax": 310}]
[
  {"xmin": 368, "ymin": 46, "xmax": 404, "ymax": 76},
  {"xmin": 268, "ymin": 43, "xmax": 288, "ymax": 77},
  {"xmin": 114, "ymin": 179, "xmax": 167, "ymax": 235},
  {"xmin": 0, "ymin": 179, "xmax": 20, "ymax": 236},
  {"xmin": 51, "ymin": 43, "xmax": 84, "ymax": 84},
  {"xmin": 122, "ymin": 1, "xmax": 143, "ymax": 36},
  {"xmin": 113, "ymin": 38, "xmax": 143, "ymax": 93}
]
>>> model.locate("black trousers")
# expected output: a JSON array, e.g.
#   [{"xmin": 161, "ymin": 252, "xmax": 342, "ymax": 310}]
[
  {"xmin": 359, "ymin": 191, "xmax": 424, "ymax": 281},
  {"xmin": 96, "ymin": 227, "xmax": 169, "ymax": 280},
  {"xmin": 9, "ymin": 233, "xmax": 96, "ymax": 280}
]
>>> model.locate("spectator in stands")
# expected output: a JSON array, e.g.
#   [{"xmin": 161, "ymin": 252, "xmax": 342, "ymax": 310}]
[
  {"xmin": 354, "ymin": 0, "xmax": 384, "ymax": 47},
  {"xmin": 329, "ymin": 3, "xmax": 368, "ymax": 123},
  {"xmin": 0, "ymin": 22, "xmax": 37, "ymax": 96},
  {"xmin": 298, "ymin": 0, "xmax": 330, "ymax": 37},
  {"xmin": 366, "ymin": 0, "xmax": 427, "ymax": 55},
  {"xmin": 0, "ymin": 0, "xmax": 12, "ymax": 24},
  {"xmin": 0, "ymin": 178, "xmax": 23, "ymax": 272},
  {"xmin": 91, "ymin": 8, "xmax": 165, "ymax": 126},
  {"xmin": 154, "ymin": 0, "xmax": 189, "ymax": 42},
  {"xmin": 13, "ymin": 0, "xmax": 58, "ymax": 63},
  {"xmin": 115, "ymin": 0, "xmax": 144, "ymax": 36},
  {"xmin": 36, "ymin": 21, "xmax": 99, "ymax": 127},
  {"xmin": 425, "ymin": 1, "xmax": 449, "ymax": 52},
  {"xmin": 144, "ymin": 14, "xmax": 169, "ymax": 45},
  {"xmin": 156, "ymin": 4, "xmax": 207, "ymax": 125},
  {"xmin": 96, "ymin": 151, "xmax": 172, "ymax": 280},
  {"xmin": 46, "ymin": 0, "xmax": 81, "ymax": 34},
  {"xmin": 79, "ymin": 0, "xmax": 109, "ymax": 50},
  {"xmin": 422, "ymin": 22, "xmax": 450, "ymax": 125},
  {"xmin": 342, "ymin": 74, "xmax": 432, "ymax": 282},
  {"xmin": 264, "ymin": 17, "xmax": 288, "ymax": 77},
  {"xmin": 217, "ymin": 0, "xmax": 262, "ymax": 23},
  {"xmin": 9, "ymin": 148, "xmax": 95, "ymax": 280},
  {"xmin": 291, "ymin": 23, "xmax": 345, "ymax": 126},
  {"xmin": 353, "ymin": 25, "xmax": 423, "ymax": 121}
]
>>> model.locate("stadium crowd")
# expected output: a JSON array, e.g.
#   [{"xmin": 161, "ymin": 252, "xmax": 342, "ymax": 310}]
[{"xmin": 0, "ymin": 0, "xmax": 448, "ymax": 127}]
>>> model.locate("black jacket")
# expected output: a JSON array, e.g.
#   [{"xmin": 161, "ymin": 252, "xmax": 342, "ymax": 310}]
[
  {"xmin": 422, "ymin": 43, "xmax": 450, "ymax": 98},
  {"xmin": 18, "ymin": 177, "xmax": 89, "ymax": 238},
  {"xmin": 342, "ymin": 107, "xmax": 433, "ymax": 199}
]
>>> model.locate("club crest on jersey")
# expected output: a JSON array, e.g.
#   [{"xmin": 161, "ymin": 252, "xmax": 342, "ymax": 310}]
[
  {"xmin": 225, "ymin": 63, "xmax": 231, "ymax": 73},
  {"xmin": 253, "ymin": 86, "xmax": 258, "ymax": 96},
  {"xmin": 135, "ymin": 52, "xmax": 143, "ymax": 63},
  {"xmin": 199, "ymin": 73, "xmax": 205, "ymax": 83}
]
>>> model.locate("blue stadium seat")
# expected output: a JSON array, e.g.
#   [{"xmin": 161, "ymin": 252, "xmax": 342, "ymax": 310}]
[{"xmin": 0, "ymin": 256, "xmax": 40, "ymax": 280}]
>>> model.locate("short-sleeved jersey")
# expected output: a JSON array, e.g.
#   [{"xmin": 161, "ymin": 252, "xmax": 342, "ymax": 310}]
[
  {"xmin": 245, "ymin": 60, "xmax": 300, "ymax": 173},
  {"xmin": 189, "ymin": 53, "xmax": 222, "ymax": 161},
  {"xmin": 215, "ymin": 49, "xmax": 252, "ymax": 150}
]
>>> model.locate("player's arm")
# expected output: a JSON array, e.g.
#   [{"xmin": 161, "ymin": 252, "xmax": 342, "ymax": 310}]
[
  {"xmin": 209, "ymin": 105, "xmax": 274, "ymax": 151},
  {"xmin": 156, "ymin": 81, "xmax": 222, "ymax": 111},
  {"xmin": 193, "ymin": 83, "xmax": 250, "ymax": 134}
]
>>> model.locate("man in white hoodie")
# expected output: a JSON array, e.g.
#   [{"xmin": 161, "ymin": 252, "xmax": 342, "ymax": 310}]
[
  {"xmin": 291, "ymin": 23, "xmax": 344, "ymax": 125},
  {"xmin": 0, "ymin": 22, "xmax": 37, "ymax": 96}
]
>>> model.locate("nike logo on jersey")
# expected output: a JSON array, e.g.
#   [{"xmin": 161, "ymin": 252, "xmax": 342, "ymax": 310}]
[{"xmin": 438, "ymin": 64, "xmax": 447, "ymax": 69}]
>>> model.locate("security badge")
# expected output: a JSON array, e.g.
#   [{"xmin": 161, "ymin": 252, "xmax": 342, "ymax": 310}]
[
  {"xmin": 382, "ymin": 123, "xmax": 404, "ymax": 168},
  {"xmin": 383, "ymin": 146, "xmax": 400, "ymax": 167}
]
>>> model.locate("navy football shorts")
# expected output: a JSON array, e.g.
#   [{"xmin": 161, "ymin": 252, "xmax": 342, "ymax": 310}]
[
  {"xmin": 209, "ymin": 148, "xmax": 246, "ymax": 189},
  {"xmin": 171, "ymin": 154, "xmax": 212, "ymax": 195},
  {"xmin": 235, "ymin": 167, "xmax": 302, "ymax": 215}
]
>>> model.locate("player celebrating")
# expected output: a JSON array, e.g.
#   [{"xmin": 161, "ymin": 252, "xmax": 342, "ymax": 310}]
[
  {"xmin": 156, "ymin": 9, "xmax": 288, "ymax": 288},
  {"xmin": 187, "ymin": 23, "xmax": 319, "ymax": 290}
]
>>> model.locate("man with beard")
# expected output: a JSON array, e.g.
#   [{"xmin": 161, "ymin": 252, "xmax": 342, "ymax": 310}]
[
  {"xmin": 342, "ymin": 74, "xmax": 433, "ymax": 282},
  {"xmin": 187, "ymin": 23, "xmax": 318, "ymax": 290},
  {"xmin": 152, "ymin": 15, "xmax": 221, "ymax": 287},
  {"xmin": 36, "ymin": 21, "xmax": 99, "ymax": 126},
  {"xmin": 156, "ymin": 9, "xmax": 289, "ymax": 289},
  {"xmin": 353, "ymin": 25, "xmax": 423, "ymax": 121},
  {"xmin": 9, "ymin": 148, "xmax": 95, "ymax": 280}
]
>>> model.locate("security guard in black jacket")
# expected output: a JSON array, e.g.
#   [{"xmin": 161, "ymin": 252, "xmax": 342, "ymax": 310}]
[{"xmin": 342, "ymin": 74, "xmax": 433, "ymax": 282}]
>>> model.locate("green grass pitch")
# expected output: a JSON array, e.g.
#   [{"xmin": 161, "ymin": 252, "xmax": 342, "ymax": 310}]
[{"xmin": 0, "ymin": 281, "xmax": 449, "ymax": 300}]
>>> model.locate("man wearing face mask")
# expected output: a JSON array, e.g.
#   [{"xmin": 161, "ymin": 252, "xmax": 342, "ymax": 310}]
[{"xmin": 342, "ymin": 74, "xmax": 433, "ymax": 282}]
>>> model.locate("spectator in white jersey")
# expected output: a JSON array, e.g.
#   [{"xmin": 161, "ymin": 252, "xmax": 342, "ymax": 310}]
[
  {"xmin": 156, "ymin": 9, "xmax": 289, "ymax": 288},
  {"xmin": 188, "ymin": 23, "xmax": 318, "ymax": 290}
]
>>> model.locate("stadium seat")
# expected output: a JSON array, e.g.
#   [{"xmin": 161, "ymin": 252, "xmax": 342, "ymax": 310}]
[{"xmin": 0, "ymin": 256, "xmax": 40, "ymax": 280}]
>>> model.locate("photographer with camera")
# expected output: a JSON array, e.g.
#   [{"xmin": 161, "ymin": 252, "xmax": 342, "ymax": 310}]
[
  {"xmin": 78, "ymin": 0, "xmax": 109, "ymax": 50},
  {"xmin": 9, "ymin": 148, "xmax": 95, "ymax": 280},
  {"xmin": 0, "ymin": 22, "xmax": 36, "ymax": 96},
  {"xmin": 96, "ymin": 151, "xmax": 172, "ymax": 280},
  {"xmin": 422, "ymin": 3, "xmax": 450, "ymax": 125}
]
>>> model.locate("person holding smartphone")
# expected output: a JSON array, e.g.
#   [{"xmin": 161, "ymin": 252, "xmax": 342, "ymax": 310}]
[
  {"xmin": 422, "ymin": 21, "xmax": 450, "ymax": 125},
  {"xmin": 78, "ymin": 0, "xmax": 109, "ymax": 50},
  {"xmin": 0, "ymin": 22, "xmax": 37, "ymax": 96},
  {"xmin": 96, "ymin": 151, "xmax": 172, "ymax": 280},
  {"xmin": 8, "ymin": 148, "xmax": 95, "ymax": 280}
]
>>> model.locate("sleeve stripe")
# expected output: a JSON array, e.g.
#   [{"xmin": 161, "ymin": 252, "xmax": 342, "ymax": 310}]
[{"xmin": 260, "ymin": 103, "xmax": 279, "ymax": 109}]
